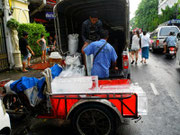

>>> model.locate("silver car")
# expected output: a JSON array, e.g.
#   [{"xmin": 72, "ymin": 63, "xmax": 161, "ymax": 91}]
[{"xmin": 150, "ymin": 26, "xmax": 180, "ymax": 52}]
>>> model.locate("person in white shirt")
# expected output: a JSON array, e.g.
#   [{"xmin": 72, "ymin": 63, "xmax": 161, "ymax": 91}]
[
  {"xmin": 131, "ymin": 30, "xmax": 141, "ymax": 64},
  {"xmin": 141, "ymin": 31, "xmax": 150, "ymax": 64}
]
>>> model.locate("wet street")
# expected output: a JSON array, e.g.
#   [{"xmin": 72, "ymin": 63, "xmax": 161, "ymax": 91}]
[
  {"xmin": 10, "ymin": 51, "xmax": 180, "ymax": 135},
  {"xmin": 117, "ymin": 52, "xmax": 180, "ymax": 135}
]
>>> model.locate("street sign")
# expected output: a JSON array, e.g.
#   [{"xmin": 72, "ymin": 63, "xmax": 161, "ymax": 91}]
[{"xmin": 46, "ymin": 12, "xmax": 55, "ymax": 19}]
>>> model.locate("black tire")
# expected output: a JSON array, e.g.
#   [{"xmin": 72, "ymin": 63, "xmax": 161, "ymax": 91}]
[
  {"xmin": 3, "ymin": 94, "xmax": 27, "ymax": 119},
  {"xmin": 71, "ymin": 103, "xmax": 117, "ymax": 135}
]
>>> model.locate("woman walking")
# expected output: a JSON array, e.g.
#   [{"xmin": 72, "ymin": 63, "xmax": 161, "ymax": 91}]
[
  {"xmin": 37, "ymin": 34, "xmax": 47, "ymax": 63},
  {"xmin": 131, "ymin": 30, "xmax": 141, "ymax": 64},
  {"xmin": 141, "ymin": 31, "xmax": 150, "ymax": 64}
]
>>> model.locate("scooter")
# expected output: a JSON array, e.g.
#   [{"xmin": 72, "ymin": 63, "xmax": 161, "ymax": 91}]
[{"xmin": 166, "ymin": 46, "xmax": 176, "ymax": 59}]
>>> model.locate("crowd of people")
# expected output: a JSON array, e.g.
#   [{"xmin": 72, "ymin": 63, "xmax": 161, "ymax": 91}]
[
  {"xmin": 129, "ymin": 29, "xmax": 179, "ymax": 65},
  {"xmin": 129, "ymin": 29, "xmax": 151, "ymax": 65}
]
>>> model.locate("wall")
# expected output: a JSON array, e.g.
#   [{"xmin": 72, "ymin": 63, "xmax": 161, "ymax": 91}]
[{"xmin": 11, "ymin": 0, "xmax": 30, "ymax": 23}]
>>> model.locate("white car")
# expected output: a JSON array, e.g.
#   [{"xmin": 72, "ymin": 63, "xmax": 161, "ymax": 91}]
[
  {"xmin": 0, "ymin": 98, "xmax": 11, "ymax": 135},
  {"xmin": 150, "ymin": 26, "xmax": 180, "ymax": 52}
]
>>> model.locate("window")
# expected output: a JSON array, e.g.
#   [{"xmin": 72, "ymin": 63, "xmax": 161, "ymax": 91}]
[{"xmin": 159, "ymin": 27, "xmax": 180, "ymax": 36}]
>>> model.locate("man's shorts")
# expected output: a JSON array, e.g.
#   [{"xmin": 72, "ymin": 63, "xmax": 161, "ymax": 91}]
[{"xmin": 23, "ymin": 53, "xmax": 31, "ymax": 62}]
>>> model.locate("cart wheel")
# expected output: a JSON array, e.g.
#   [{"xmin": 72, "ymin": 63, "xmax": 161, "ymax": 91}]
[
  {"xmin": 3, "ymin": 94, "xmax": 26, "ymax": 119},
  {"xmin": 72, "ymin": 104, "xmax": 117, "ymax": 135}
]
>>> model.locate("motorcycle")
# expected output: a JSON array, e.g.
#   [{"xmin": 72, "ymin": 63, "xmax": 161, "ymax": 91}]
[{"xmin": 165, "ymin": 46, "xmax": 176, "ymax": 59}]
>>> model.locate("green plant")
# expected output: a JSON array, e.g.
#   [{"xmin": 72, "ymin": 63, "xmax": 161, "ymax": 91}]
[
  {"xmin": 7, "ymin": 18, "xmax": 19, "ymax": 30},
  {"xmin": 18, "ymin": 23, "xmax": 49, "ymax": 56}
]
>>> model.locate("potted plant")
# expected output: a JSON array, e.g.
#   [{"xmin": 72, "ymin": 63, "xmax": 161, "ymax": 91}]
[{"xmin": 7, "ymin": 18, "xmax": 19, "ymax": 30}]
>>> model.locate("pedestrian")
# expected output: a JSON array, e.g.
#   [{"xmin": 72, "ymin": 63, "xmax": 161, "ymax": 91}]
[
  {"xmin": 141, "ymin": 31, "xmax": 150, "ymax": 64},
  {"xmin": 37, "ymin": 34, "xmax": 47, "ymax": 63},
  {"xmin": 131, "ymin": 30, "xmax": 141, "ymax": 64},
  {"xmin": 47, "ymin": 35, "xmax": 54, "ymax": 54},
  {"xmin": 81, "ymin": 12, "xmax": 103, "ymax": 75},
  {"xmin": 53, "ymin": 34, "xmax": 57, "ymax": 50},
  {"xmin": 129, "ymin": 31, "xmax": 134, "ymax": 60},
  {"xmin": 19, "ymin": 31, "xmax": 35, "ymax": 72},
  {"xmin": 82, "ymin": 29, "xmax": 118, "ymax": 79}
]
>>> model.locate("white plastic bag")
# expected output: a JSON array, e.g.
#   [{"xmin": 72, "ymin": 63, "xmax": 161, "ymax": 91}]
[
  {"xmin": 59, "ymin": 65, "xmax": 85, "ymax": 77},
  {"xmin": 65, "ymin": 55, "xmax": 81, "ymax": 66},
  {"xmin": 68, "ymin": 34, "xmax": 79, "ymax": 55}
]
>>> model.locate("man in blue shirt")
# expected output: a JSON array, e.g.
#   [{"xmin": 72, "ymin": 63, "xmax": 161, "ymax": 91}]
[
  {"xmin": 163, "ymin": 32, "xmax": 177, "ymax": 53},
  {"xmin": 82, "ymin": 30, "xmax": 118, "ymax": 78}
]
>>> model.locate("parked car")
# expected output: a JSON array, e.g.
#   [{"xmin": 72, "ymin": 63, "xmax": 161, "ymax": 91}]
[
  {"xmin": 150, "ymin": 26, "xmax": 180, "ymax": 52},
  {"xmin": 0, "ymin": 98, "xmax": 11, "ymax": 135}
]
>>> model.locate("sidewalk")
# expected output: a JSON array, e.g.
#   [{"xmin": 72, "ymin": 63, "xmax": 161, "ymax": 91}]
[{"xmin": 0, "ymin": 57, "xmax": 44, "ymax": 81}]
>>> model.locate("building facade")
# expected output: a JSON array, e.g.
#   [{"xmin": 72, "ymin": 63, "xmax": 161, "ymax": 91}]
[
  {"xmin": 11, "ymin": 0, "xmax": 30, "ymax": 23},
  {"xmin": 0, "ymin": 0, "xmax": 30, "ymax": 71},
  {"xmin": 158, "ymin": 0, "xmax": 178, "ymax": 15}
]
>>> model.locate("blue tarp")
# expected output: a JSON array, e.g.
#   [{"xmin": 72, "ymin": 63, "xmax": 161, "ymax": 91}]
[
  {"xmin": 50, "ymin": 64, "xmax": 63, "ymax": 79},
  {"xmin": 10, "ymin": 64, "xmax": 63, "ymax": 99}
]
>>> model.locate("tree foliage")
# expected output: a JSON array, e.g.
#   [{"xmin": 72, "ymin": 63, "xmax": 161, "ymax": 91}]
[
  {"xmin": 18, "ymin": 23, "xmax": 49, "ymax": 56},
  {"xmin": 7, "ymin": 18, "xmax": 19, "ymax": 30},
  {"xmin": 131, "ymin": 0, "xmax": 180, "ymax": 32},
  {"xmin": 133, "ymin": 0, "xmax": 159, "ymax": 32}
]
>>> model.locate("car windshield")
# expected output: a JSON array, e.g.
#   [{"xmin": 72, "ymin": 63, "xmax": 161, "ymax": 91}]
[{"xmin": 160, "ymin": 27, "xmax": 179, "ymax": 36}]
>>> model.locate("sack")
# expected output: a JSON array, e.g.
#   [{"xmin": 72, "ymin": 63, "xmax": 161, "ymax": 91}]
[{"xmin": 68, "ymin": 34, "xmax": 79, "ymax": 55}]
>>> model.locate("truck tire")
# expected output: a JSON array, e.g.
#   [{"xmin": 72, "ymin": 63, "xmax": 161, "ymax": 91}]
[{"xmin": 71, "ymin": 103, "xmax": 117, "ymax": 135}]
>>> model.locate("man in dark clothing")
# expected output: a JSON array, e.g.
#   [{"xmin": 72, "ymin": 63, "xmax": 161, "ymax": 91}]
[
  {"xmin": 19, "ymin": 32, "xmax": 34, "ymax": 72},
  {"xmin": 81, "ymin": 13, "xmax": 103, "ymax": 47},
  {"xmin": 81, "ymin": 13, "xmax": 103, "ymax": 75}
]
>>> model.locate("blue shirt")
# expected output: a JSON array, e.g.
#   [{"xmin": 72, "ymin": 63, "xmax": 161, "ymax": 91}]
[
  {"xmin": 166, "ymin": 36, "xmax": 177, "ymax": 47},
  {"xmin": 84, "ymin": 39, "xmax": 118, "ymax": 78}
]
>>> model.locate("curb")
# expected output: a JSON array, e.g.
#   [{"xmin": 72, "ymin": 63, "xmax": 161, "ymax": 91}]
[
  {"xmin": 31, "ymin": 57, "xmax": 41, "ymax": 64},
  {"xmin": 31, "ymin": 56, "xmax": 50, "ymax": 64}
]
